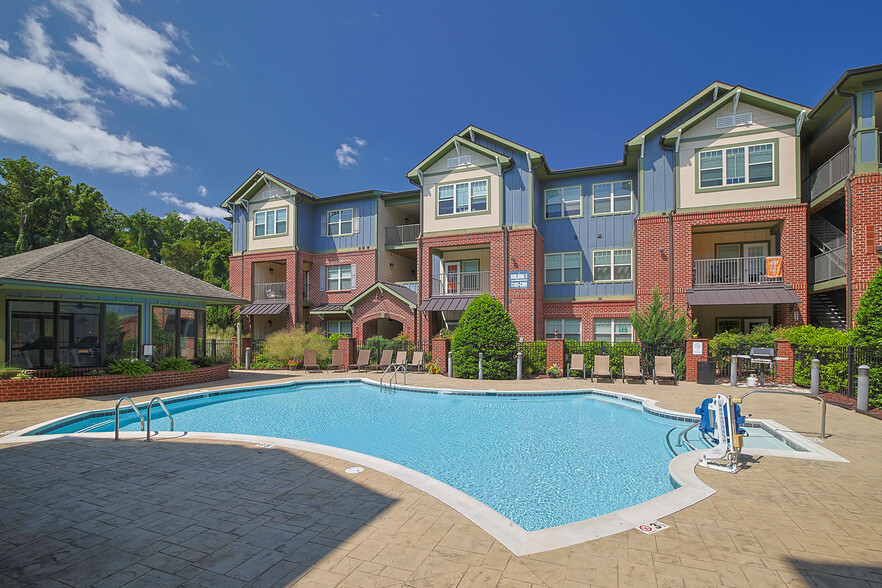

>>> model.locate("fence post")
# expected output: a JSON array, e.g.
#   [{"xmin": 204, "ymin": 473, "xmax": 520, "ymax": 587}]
[
  {"xmin": 211, "ymin": 339, "xmax": 217, "ymax": 360},
  {"xmin": 447, "ymin": 351, "xmax": 452, "ymax": 377},
  {"xmin": 478, "ymin": 352, "xmax": 483, "ymax": 380},
  {"xmin": 811, "ymin": 359, "xmax": 820, "ymax": 394},
  {"xmin": 857, "ymin": 365, "xmax": 869, "ymax": 412},
  {"xmin": 245, "ymin": 347, "xmax": 251, "ymax": 370},
  {"xmin": 517, "ymin": 351, "xmax": 523, "ymax": 380},
  {"xmin": 847, "ymin": 346, "xmax": 855, "ymax": 398},
  {"xmin": 730, "ymin": 355, "xmax": 738, "ymax": 386}
]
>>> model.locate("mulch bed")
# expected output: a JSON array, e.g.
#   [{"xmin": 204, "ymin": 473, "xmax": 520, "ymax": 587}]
[{"xmin": 818, "ymin": 391, "xmax": 882, "ymax": 419}]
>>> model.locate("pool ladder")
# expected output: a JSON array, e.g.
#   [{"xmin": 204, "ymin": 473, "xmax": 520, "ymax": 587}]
[
  {"xmin": 379, "ymin": 363, "xmax": 406, "ymax": 393},
  {"xmin": 114, "ymin": 396, "xmax": 174, "ymax": 441}
]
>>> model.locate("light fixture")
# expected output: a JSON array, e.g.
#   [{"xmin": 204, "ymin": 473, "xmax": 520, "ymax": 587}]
[
  {"xmin": 268, "ymin": 319, "xmax": 273, "ymax": 326},
  {"xmin": 389, "ymin": 262, "xmax": 394, "ymax": 269},
  {"xmin": 659, "ymin": 247, "xmax": 665, "ymax": 253},
  {"xmin": 269, "ymin": 267, "xmax": 274, "ymax": 275}
]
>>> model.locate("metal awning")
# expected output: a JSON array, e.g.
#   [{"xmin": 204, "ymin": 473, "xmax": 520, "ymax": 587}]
[
  {"xmin": 239, "ymin": 302, "xmax": 288, "ymax": 315},
  {"xmin": 310, "ymin": 303, "xmax": 348, "ymax": 315},
  {"xmin": 418, "ymin": 296, "xmax": 473, "ymax": 312},
  {"xmin": 686, "ymin": 285, "xmax": 801, "ymax": 306}
]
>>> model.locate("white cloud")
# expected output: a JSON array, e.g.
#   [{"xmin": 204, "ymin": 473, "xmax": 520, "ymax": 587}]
[
  {"xmin": 0, "ymin": 38, "xmax": 9, "ymax": 53},
  {"xmin": 21, "ymin": 9, "xmax": 56, "ymax": 65},
  {"xmin": 150, "ymin": 191, "xmax": 227, "ymax": 221},
  {"xmin": 196, "ymin": 184, "xmax": 208, "ymax": 198},
  {"xmin": 354, "ymin": 136, "xmax": 367, "ymax": 147},
  {"xmin": 0, "ymin": 92, "xmax": 172, "ymax": 176},
  {"xmin": 0, "ymin": 53, "xmax": 89, "ymax": 102},
  {"xmin": 56, "ymin": 0, "xmax": 192, "ymax": 107},
  {"xmin": 335, "ymin": 143, "xmax": 359, "ymax": 169}
]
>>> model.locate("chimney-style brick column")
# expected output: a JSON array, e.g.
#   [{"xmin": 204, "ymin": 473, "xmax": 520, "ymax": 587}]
[
  {"xmin": 432, "ymin": 338, "xmax": 451, "ymax": 375},
  {"xmin": 686, "ymin": 338, "xmax": 708, "ymax": 382},
  {"xmin": 547, "ymin": 339, "xmax": 565, "ymax": 374},
  {"xmin": 338, "ymin": 337, "xmax": 357, "ymax": 369},
  {"xmin": 775, "ymin": 339, "xmax": 795, "ymax": 384}
]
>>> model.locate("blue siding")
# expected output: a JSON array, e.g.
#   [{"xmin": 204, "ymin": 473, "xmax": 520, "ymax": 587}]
[
  {"xmin": 470, "ymin": 136, "xmax": 532, "ymax": 227},
  {"xmin": 306, "ymin": 198, "xmax": 376, "ymax": 251},
  {"xmin": 232, "ymin": 205, "xmax": 247, "ymax": 253},
  {"xmin": 538, "ymin": 171, "xmax": 638, "ymax": 299},
  {"xmin": 296, "ymin": 200, "xmax": 313, "ymax": 249}
]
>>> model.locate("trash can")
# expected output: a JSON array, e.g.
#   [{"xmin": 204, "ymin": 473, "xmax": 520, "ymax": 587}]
[{"xmin": 697, "ymin": 361, "xmax": 715, "ymax": 385}]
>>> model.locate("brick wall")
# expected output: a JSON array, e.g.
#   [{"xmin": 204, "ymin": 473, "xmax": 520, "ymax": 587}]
[
  {"xmin": 849, "ymin": 173, "xmax": 882, "ymax": 318},
  {"xmin": 302, "ymin": 249, "xmax": 377, "ymax": 332},
  {"xmin": 229, "ymin": 250, "xmax": 299, "ymax": 330},
  {"xmin": 685, "ymin": 338, "xmax": 708, "ymax": 382},
  {"xmin": 0, "ymin": 364, "xmax": 230, "ymax": 402},
  {"xmin": 546, "ymin": 339, "xmax": 565, "ymax": 372},
  {"xmin": 348, "ymin": 291, "xmax": 416, "ymax": 342},
  {"xmin": 431, "ymin": 338, "xmax": 451, "ymax": 374},
  {"xmin": 542, "ymin": 299, "xmax": 636, "ymax": 340}
]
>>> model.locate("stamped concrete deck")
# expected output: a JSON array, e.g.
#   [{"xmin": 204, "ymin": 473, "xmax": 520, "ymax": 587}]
[{"xmin": 1, "ymin": 370, "xmax": 881, "ymax": 587}]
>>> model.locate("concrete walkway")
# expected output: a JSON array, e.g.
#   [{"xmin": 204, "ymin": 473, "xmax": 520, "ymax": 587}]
[{"xmin": 1, "ymin": 370, "xmax": 881, "ymax": 586}]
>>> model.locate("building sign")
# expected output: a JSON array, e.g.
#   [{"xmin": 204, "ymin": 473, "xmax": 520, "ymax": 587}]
[{"xmin": 509, "ymin": 270, "xmax": 529, "ymax": 289}]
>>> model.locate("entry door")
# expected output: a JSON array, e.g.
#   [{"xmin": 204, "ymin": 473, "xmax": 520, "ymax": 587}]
[
  {"xmin": 744, "ymin": 242, "xmax": 769, "ymax": 283},
  {"xmin": 444, "ymin": 261, "xmax": 460, "ymax": 294},
  {"xmin": 715, "ymin": 244, "xmax": 741, "ymax": 284},
  {"xmin": 461, "ymin": 260, "xmax": 479, "ymax": 292}
]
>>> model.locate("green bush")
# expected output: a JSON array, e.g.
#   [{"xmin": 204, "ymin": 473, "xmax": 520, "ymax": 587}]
[
  {"xmin": 630, "ymin": 287, "xmax": 695, "ymax": 344},
  {"xmin": 51, "ymin": 362, "xmax": 72, "ymax": 378},
  {"xmin": 12, "ymin": 370, "xmax": 35, "ymax": 380},
  {"xmin": 156, "ymin": 357, "xmax": 195, "ymax": 372},
  {"xmin": 777, "ymin": 325, "xmax": 851, "ymax": 391},
  {"xmin": 107, "ymin": 358, "xmax": 153, "ymax": 378},
  {"xmin": 522, "ymin": 340, "xmax": 546, "ymax": 375},
  {"xmin": 264, "ymin": 326, "xmax": 332, "ymax": 364},
  {"xmin": 191, "ymin": 356, "xmax": 215, "ymax": 368},
  {"xmin": 708, "ymin": 324, "xmax": 778, "ymax": 372},
  {"xmin": 249, "ymin": 358, "xmax": 288, "ymax": 370},
  {"xmin": 451, "ymin": 294, "xmax": 518, "ymax": 379},
  {"xmin": 0, "ymin": 365, "xmax": 22, "ymax": 380}
]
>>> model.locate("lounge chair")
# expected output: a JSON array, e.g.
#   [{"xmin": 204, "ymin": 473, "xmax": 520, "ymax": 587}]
[
  {"xmin": 653, "ymin": 355, "xmax": 677, "ymax": 385},
  {"xmin": 303, "ymin": 349, "xmax": 321, "ymax": 373},
  {"xmin": 592, "ymin": 355, "xmax": 614, "ymax": 383},
  {"xmin": 623, "ymin": 355, "xmax": 646, "ymax": 384},
  {"xmin": 567, "ymin": 353, "xmax": 586, "ymax": 379},
  {"xmin": 352, "ymin": 349, "xmax": 371, "ymax": 372},
  {"xmin": 375, "ymin": 349, "xmax": 394, "ymax": 372},
  {"xmin": 395, "ymin": 350, "xmax": 408, "ymax": 367},
  {"xmin": 408, "ymin": 351, "xmax": 424, "ymax": 373},
  {"xmin": 329, "ymin": 349, "xmax": 346, "ymax": 372}
]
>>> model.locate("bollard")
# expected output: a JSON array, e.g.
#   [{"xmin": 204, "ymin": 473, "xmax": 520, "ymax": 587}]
[
  {"xmin": 811, "ymin": 359, "xmax": 820, "ymax": 395},
  {"xmin": 245, "ymin": 347, "xmax": 251, "ymax": 370},
  {"xmin": 857, "ymin": 365, "xmax": 869, "ymax": 412},
  {"xmin": 517, "ymin": 352, "xmax": 523, "ymax": 380},
  {"xmin": 447, "ymin": 351, "xmax": 452, "ymax": 377},
  {"xmin": 478, "ymin": 352, "xmax": 484, "ymax": 380},
  {"xmin": 730, "ymin": 356, "xmax": 738, "ymax": 387}
]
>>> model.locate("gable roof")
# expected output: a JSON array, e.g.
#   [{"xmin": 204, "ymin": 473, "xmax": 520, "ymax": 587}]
[
  {"xmin": 406, "ymin": 135, "xmax": 513, "ymax": 183},
  {"xmin": 344, "ymin": 282, "xmax": 417, "ymax": 311},
  {"xmin": 457, "ymin": 125, "xmax": 545, "ymax": 161},
  {"xmin": 0, "ymin": 235, "xmax": 247, "ymax": 304},
  {"xmin": 221, "ymin": 169, "xmax": 318, "ymax": 209}
]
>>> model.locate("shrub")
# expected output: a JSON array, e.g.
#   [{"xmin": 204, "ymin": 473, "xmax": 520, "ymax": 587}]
[
  {"xmin": 327, "ymin": 333, "xmax": 343, "ymax": 350},
  {"xmin": 84, "ymin": 369, "xmax": 106, "ymax": 376},
  {"xmin": 363, "ymin": 335, "xmax": 404, "ymax": 364},
  {"xmin": 630, "ymin": 287, "xmax": 695, "ymax": 344},
  {"xmin": 51, "ymin": 362, "xmax": 72, "ymax": 378},
  {"xmin": 853, "ymin": 267, "xmax": 882, "ymax": 407},
  {"xmin": 107, "ymin": 358, "xmax": 153, "ymax": 378},
  {"xmin": 0, "ymin": 366, "xmax": 22, "ymax": 380},
  {"xmin": 156, "ymin": 357, "xmax": 196, "ymax": 372},
  {"xmin": 263, "ymin": 326, "xmax": 332, "ymax": 364},
  {"xmin": 522, "ymin": 340, "xmax": 546, "ymax": 375},
  {"xmin": 249, "ymin": 358, "xmax": 288, "ymax": 370},
  {"xmin": 709, "ymin": 324, "xmax": 778, "ymax": 373},
  {"xmin": 191, "ymin": 356, "xmax": 215, "ymax": 368},
  {"xmin": 451, "ymin": 294, "xmax": 518, "ymax": 379},
  {"xmin": 427, "ymin": 362, "xmax": 442, "ymax": 375},
  {"xmin": 11, "ymin": 370, "xmax": 35, "ymax": 380}
]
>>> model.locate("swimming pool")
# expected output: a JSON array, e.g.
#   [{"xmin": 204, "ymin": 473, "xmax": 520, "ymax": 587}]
[{"xmin": 23, "ymin": 379, "xmax": 806, "ymax": 533}]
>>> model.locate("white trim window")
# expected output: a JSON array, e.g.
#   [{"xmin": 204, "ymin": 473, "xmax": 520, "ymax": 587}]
[
  {"xmin": 594, "ymin": 318, "xmax": 633, "ymax": 343},
  {"xmin": 699, "ymin": 142, "xmax": 774, "ymax": 188},
  {"xmin": 544, "ymin": 186, "xmax": 582, "ymax": 219},
  {"xmin": 592, "ymin": 180, "xmax": 633, "ymax": 215},
  {"xmin": 545, "ymin": 318, "xmax": 581, "ymax": 341},
  {"xmin": 545, "ymin": 252, "xmax": 582, "ymax": 284},
  {"xmin": 592, "ymin": 248, "xmax": 632, "ymax": 282},
  {"xmin": 437, "ymin": 179, "xmax": 488, "ymax": 215},
  {"xmin": 326, "ymin": 265, "xmax": 352, "ymax": 291},
  {"xmin": 327, "ymin": 208, "xmax": 354, "ymax": 236},
  {"xmin": 254, "ymin": 207, "xmax": 287, "ymax": 237},
  {"xmin": 326, "ymin": 320, "xmax": 352, "ymax": 336}
]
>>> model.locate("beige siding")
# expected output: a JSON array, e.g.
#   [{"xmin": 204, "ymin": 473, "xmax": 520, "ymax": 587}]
[
  {"xmin": 423, "ymin": 166, "xmax": 502, "ymax": 234},
  {"xmin": 425, "ymin": 145, "xmax": 495, "ymax": 174},
  {"xmin": 245, "ymin": 180, "xmax": 296, "ymax": 251},
  {"xmin": 692, "ymin": 227, "xmax": 776, "ymax": 260},
  {"xmin": 687, "ymin": 106, "xmax": 793, "ymax": 139},
  {"xmin": 438, "ymin": 248, "xmax": 491, "ymax": 270},
  {"xmin": 692, "ymin": 304, "xmax": 774, "ymax": 338},
  {"xmin": 377, "ymin": 200, "xmax": 417, "ymax": 283}
]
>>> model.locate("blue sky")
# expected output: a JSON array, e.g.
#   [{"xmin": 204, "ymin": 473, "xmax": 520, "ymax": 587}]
[{"xmin": 0, "ymin": 1, "xmax": 876, "ymax": 222}]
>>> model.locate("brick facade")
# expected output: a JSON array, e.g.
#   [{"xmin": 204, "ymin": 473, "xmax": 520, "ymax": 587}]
[
  {"xmin": 848, "ymin": 173, "xmax": 882, "ymax": 318},
  {"xmin": 542, "ymin": 299, "xmax": 636, "ymax": 340},
  {"xmin": 347, "ymin": 290, "xmax": 416, "ymax": 342},
  {"xmin": 431, "ymin": 338, "xmax": 451, "ymax": 375},
  {"xmin": 685, "ymin": 338, "xmax": 708, "ymax": 382}
]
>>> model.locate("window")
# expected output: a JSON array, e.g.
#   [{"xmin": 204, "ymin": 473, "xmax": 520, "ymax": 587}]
[
  {"xmin": 545, "ymin": 186, "xmax": 582, "ymax": 219},
  {"xmin": 545, "ymin": 319, "xmax": 581, "ymax": 341},
  {"xmin": 254, "ymin": 207, "xmax": 288, "ymax": 237},
  {"xmin": 699, "ymin": 143, "xmax": 774, "ymax": 188},
  {"xmin": 437, "ymin": 179, "xmax": 488, "ymax": 216},
  {"xmin": 326, "ymin": 265, "xmax": 352, "ymax": 291},
  {"xmin": 545, "ymin": 252, "xmax": 582, "ymax": 284},
  {"xmin": 302, "ymin": 271, "xmax": 310, "ymax": 300},
  {"xmin": 105, "ymin": 304, "xmax": 140, "ymax": 362},
  {"xmin": 592, "ymin": 181, "xmax": 632, "ymax": 215},
  {"xmin": 592, "ymin": 248, "xmax": 632, "ymax": 282},
  {"xmin": 152, "ymin": 307, "xmax": 206, "ymax": 360},
  {"xmin": 326, "ymin": 320, "xmax": 352, "ymax": 336},
  {"xmin": 594, "ymin": 318, "xmax": 633, "ymax": 343},
  {"xmin": 327, "ymin": 208, "xmax": 354, "ymax": 236}
]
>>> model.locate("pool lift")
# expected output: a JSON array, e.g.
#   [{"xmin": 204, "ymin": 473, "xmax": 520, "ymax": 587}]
[{"xmin": 694, "ymin": 394, "xmax": 746, "ymax": 473}]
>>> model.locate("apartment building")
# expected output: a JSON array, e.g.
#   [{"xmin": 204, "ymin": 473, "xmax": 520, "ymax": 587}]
[{"xmin": 223, "ymin": 64, "xmax": 882, "ymax": 342}]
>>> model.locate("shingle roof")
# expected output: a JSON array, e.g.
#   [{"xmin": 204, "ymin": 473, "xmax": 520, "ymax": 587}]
[
  {"xmin": 0, "ymin": 235, "xmax": 247, "ymax": 304},
  {"xmin": 380, "ymin": 282, "xmax": 418, "ymax": 306}
]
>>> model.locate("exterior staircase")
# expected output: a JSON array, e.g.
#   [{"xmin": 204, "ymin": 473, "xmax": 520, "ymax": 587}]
[
  {"xmin": 810, "ymin": 215, "xmax": 846, "ymax": 252},
  {"xmin": 810, "ymin": 291, "xmax": 848, "ymax": 330}
]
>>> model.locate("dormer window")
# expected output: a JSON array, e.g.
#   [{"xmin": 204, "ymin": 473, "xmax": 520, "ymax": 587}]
[{"xmin": 254, "ymin": 207, "xmax": 287, "ymax": 237}]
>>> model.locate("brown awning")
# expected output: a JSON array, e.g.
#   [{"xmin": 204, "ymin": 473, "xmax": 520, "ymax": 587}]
[
  {"xmin": 419, "ymin": 296, "xmax": 474, "ymax": 312},
  {"xmin": 686, "ymin": 285, "xmax": 801, "ymax": 306},
  {"xmin": 239, "ymin": 302, "xmax": 289, "ymax": 315}
]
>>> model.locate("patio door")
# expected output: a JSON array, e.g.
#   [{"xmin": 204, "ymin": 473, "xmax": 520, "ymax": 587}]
[
  {"xmin": 715, "ymin": 244, "xmax": 741, "ymax": 283},
  {"xmin": 744, "ymin": 243, "xmax": 768, "ymax": 283},
  {"xmin": 443, "ymin": 261, "xmax": 460, "ymax": 294},
  {"xmin": 461, "ymin": 260, "xmax": 479, "ymax": 292}
]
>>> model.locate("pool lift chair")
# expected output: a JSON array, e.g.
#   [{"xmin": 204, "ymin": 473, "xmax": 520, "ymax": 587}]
[{"xmin": 690, "ymin": 393, "xmax": 746, "ymax": 473}]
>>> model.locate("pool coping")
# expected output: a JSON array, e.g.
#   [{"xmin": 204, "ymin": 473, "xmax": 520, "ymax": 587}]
[{"xmin": 1, "ymin": 378, "xmax": 848, "ymax": 556}]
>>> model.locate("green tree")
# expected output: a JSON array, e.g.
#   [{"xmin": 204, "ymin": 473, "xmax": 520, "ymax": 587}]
[
  {"xmin": 160, "ymin": 240, "xmax": 203, "ymax": 276},
  {"xmin": 450, "ymin": 294, "xmax": 518, "ymax": 379},
  {"xmin": 0, "ymin": 156, "xmax": 67, "ymax": 253},
  {"xmin": 629, "ymin": 287, "xmax": 695, "ymax": 344},
  {"xmin": 853, "ymin": 266, "xmax": 882, "ymax": 408}
]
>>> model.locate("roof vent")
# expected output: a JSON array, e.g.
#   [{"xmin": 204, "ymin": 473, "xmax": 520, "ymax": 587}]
[
  {"xmin": 716, "ymin": 112, "xmax": 753, "ymax": 129},
  {"xmin": 447, "ymin": 155, "xmax": 472, "ymax": 168}
]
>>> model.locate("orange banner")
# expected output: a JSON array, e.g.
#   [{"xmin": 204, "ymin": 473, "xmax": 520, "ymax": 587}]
[{"xmin": 766, "ymin": 256, "xmax": 783, "ymax": 278}]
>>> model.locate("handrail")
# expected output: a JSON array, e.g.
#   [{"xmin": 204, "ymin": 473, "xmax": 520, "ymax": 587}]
[
  {"xmin": 114, "ymin": 396, "xmax": 145, "ymax": 440},
  {"xmin": 379, "ymin": 363, "xmax": 406, "ymax": 393},
  {"xmin": 676, "ymin": 421, "xmax": 698, "ymax": 451},
  {"xmin": 740, "ymin": 389, "xmax": 826, "ymax": 439},
  {"xmin": 146, "ymin": 397, "xmax": 175, "ymax": 442}
]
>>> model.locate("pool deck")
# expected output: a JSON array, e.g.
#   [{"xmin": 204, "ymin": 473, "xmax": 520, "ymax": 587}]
[{"xmin": 1, "ymin": 370, "xmax": 881, "ymax": 587}]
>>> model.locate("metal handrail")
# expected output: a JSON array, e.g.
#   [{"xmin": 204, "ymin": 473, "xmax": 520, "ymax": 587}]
[
  {"xmin": 379, "ymin": 363, "xmax": 406, "ymax": 393},
  {"xmin": 146, "ymin": 397, "xmax": 175, "ymax": 442},
  {"xmin": 676, "ymin": 421, "xmax": 698, "ymax": 451},
  {"xmin": 114, "ymin": 397, "xmax": 145, "ymax": 440},
  {"xmin": 740, "ymin": 389, "xmax": 827, "ymax": 439}
]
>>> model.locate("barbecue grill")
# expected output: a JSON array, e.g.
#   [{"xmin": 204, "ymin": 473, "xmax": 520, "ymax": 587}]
[{"xmin": 748, "ymin": 347, "xmax": 778, "ymax": 385}]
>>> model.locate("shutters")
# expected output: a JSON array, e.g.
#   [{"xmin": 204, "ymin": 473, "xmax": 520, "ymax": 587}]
[
  {"xmin": 319, "ymin": 266, "xmax": 325, "ymax": 292},
  {"xmin": 320, "ymin": 213, "xmax": 327, "ymax": 237},
  {"xmin": 352, "ymin": 210, "xmax": 360, "ymax": 234},
  {"xmin": 350, "ymin": 264, "xmax": 357, "ymax": 290},
  {"xmin": 716, "ymin": 112, "xmax": 752, "ymax": 129}
]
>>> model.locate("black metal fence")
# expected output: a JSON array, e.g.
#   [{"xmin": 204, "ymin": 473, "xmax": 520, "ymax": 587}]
[
  {"xmin": 515, "ymin": 340, "xmax": 686, "ymax": 379},
  {"xmin": 792, "ymin": 345, "xmax": 882, "ymax": 398},
  {"xmin": 206, "ymin": 339, "xmax": 233, "ymax": 364}
]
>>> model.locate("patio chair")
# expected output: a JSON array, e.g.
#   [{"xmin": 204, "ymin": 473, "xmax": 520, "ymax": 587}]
[
  {"xmin": 375, "ymin": 349, "xmax": 394, "ymax": 372},
  {"xmin": 591, "ymin": 355, "xmax": 614, "ymax": 383},
  {"xmin": 567, "ymin": 353, "xmax": 586, "ymax": 379},
  {"xmin": 329, "ymin": 349, "xmax": 346, "ymax": 372},
  {"xmin": 623, "ymin": 355, "xmax": 646, "ymax": 384},
  {"xmin": 395, "ymin": 350, "xmax": 408, "ymax": 367},
  {"xmin": 408, "ymin": 351, "xmax": 424, "ymax": 373},
  {"xmin": 653, "ymin": 355, "xmax": 678, "ymax": 385},
  {"xmin": 352, "ymin": 349, "xmax": 371, "ymax": 372},
  {"xmin": 303, "ymin": 349, "xmax": 321, "ymax": 373}
]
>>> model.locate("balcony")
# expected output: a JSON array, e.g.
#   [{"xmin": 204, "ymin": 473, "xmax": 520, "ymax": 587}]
[
  {"xmin": 431, "ymin": 271, "xmax": 491, "ymax": 296},
  {"xmin": 693, "ymin": 257, "xmax": 783, "ymax": 287},
  {"xmin": 802, "ymin": 144, "xmax": 852, "ymax": 202},
  {"xmin": 385, "ymin": 224, "xmax": 419, "ymax": 247},
  {"xmin": 254, "ymin": 281, "xmax": 286, "ymax": 301},
  {"xmin": 811, "ymin": 245, "xmax": 847, "ymax": 284}
]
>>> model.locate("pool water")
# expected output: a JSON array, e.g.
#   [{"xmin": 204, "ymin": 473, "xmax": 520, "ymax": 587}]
[{"xmin": 29, "ymin": 382, "xmax": 798, "ymax": 531}]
